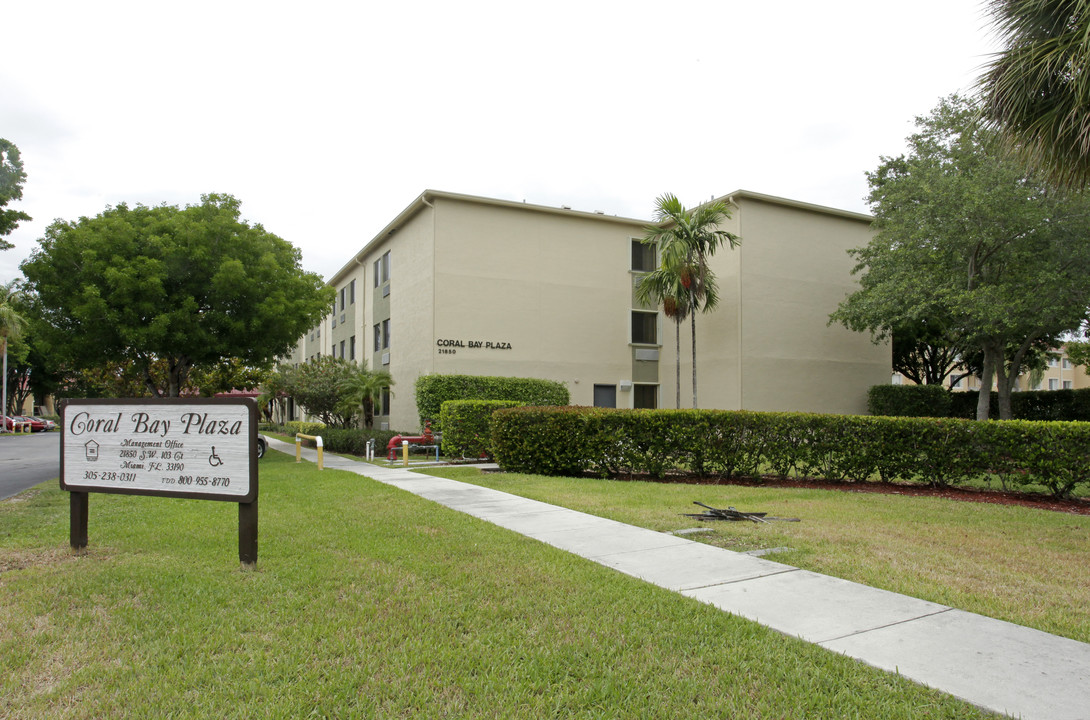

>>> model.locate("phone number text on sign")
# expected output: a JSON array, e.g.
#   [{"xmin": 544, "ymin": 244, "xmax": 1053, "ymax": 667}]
[{"xmin": 61, "ymin": 399, "xmax": 256, "ymax": 502}]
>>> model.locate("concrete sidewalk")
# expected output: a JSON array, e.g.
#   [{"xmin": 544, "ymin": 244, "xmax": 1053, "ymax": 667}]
[{"xmin": 274, "ymin": 439, "xmax": 1090, "ymax": 720}]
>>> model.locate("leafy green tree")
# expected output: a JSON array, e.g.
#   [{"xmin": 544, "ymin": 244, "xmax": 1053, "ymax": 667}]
[
  {"xmin": 280, "ymin": 357, "xmax": 358, "ymax": 428},
  {"xmin": 1066, "ymin": 340, "xmax": 1090, "ymax": 368},
  {"xmin": 1, "ymin": 280, "xmax": 28, "ymax": 417},
  {"xmin": 831, "ymin": 95, "xmax": 1090, "ymax": 419},
  {"xmin": 21, "ymin": 194, "xmax": 334, "ymax": 397},
  {"xmin": 641, "ymin": 194, "xmax": 739, "ymax": 408},
  {"xmin": 337, "ymin": 360, "xmax": 394, "ymax": 429},
  {"xmin": 978, "ymin": 0, "xmax": 1090, "ymax": 188},
  {"xmin": 0, "ymin": 139, "xmax": 31, "ymax": 249},
  {"xmin": 188, "ymin": 359, "xmax": 271, "ymax": 398},
  {"xmin": 1, "ymin": 293, "xmax": 62, "ymax": 415}
]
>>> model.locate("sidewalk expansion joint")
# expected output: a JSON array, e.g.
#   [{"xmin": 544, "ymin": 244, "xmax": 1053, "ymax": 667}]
[
  {"xmin": 681, "ymin": 567, "xmax": 801, "ymax": 592},
  {"xmin": 817, "ymin": 607, "xmax": 954, "ymax": 645}
]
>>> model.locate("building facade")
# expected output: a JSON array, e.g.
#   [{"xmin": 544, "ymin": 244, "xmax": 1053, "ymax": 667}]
[{"xmin": 289, "ymin": 189, "xmax": 890, "ymax": 430}]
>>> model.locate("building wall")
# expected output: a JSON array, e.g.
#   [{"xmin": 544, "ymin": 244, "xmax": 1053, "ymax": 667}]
[
  {"xmin": 731, "ymin": 195, "xmax": 889, "ymax": 414},
  {"xmin": 429, "ymin": 196, "xmax": 647, "ymax": 413},
  {"xmin": 294, "ymin": 189, "xmax": 892, "ymax": 431}
]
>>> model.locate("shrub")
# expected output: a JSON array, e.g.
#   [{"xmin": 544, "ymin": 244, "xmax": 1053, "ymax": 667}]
[
  {"xmin": 286, "ymin": 421, "xmax": 326, "ymax": 437},
  {"xmin": 490, "ymin": 406, "xmax": 1090, "ymax": 497},
  {"xmin": 318, "ymin": 428, "xmax": 399, "ymax": 456},
  {"xmin": 415, "ymin": 374, "xmax": 569, "ymax": 431},
  {"xmin": 868, "ymin": 384, "xmax": 953, "ymax": 418},
  {"xmin": 440, "ymin": 400, "xmax": 524, "ymax": 460}
]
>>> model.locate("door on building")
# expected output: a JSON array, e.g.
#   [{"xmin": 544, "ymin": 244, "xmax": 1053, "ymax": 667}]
[{"xmin": 593, "ymin": 384, "xmax": 617, "ymax": 408}]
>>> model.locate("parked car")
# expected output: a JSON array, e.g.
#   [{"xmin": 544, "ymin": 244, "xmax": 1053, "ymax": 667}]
[
  {"xmin": 2, "ymin": 415, "xmax": 37, "ymax": 432},
  {"xmin": 15, "ymin": 416, "xmax": 47, "ymax": 432},
  {"xmin": 31, "ymin": 416, "xmax": 58, "ymax": 431},
  {"xmin": 257, "ymin": 435, "xmax": 267, "ymax": 459}
]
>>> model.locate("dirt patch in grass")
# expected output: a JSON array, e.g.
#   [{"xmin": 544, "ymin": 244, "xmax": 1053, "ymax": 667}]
[{"xmin": 0, "ymin": 547, "xmax": 73, "ymax": 575}]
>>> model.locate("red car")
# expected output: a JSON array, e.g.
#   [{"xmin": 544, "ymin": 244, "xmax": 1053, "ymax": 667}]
[
  {"xmin": 2, "ymin": 415, "xmax": 45, "ymax": 432},
  {"xmin": 17, "ymin": 416, "xmax": 47, "ymax": 432}
]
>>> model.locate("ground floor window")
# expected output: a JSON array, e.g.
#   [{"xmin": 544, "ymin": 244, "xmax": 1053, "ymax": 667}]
[
  {"xmin": 593, "ymin": 384, "xmax": 617, "ymax": 408},
  {"xmin": 633, "ymin": 384, "xmax": 658, "ymax": 409}
]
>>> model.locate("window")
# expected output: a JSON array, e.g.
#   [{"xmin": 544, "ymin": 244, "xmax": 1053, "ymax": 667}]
[
  {"xmin": 374, "ymin": 258, "xmax": 380, "ymax": 288},
  {"xmin": 339, "ymin": 287, "xmax": 346, "ymax": 312},
  {"xmin": 633, "ymin": 384, "xmax": 658, "ymax": 409},
  {"xmin": 1050, "ymin": 357, "xmax": 1060, "ymax": 367},
  {"xmin": 340, "ymin": 340, "xmax": 345, "ymax": 359},
  {"xmin": 631, "ymin": 240, "xmax": 655, "ymax": 272},
  {"xmin": 1064, "ymin": 380, "xmax": 1074, "ymax": 389},
  {"xmin": 1063, "ymin": 358, "xmax": 1073, "ymax": 369},
  {"xmin": 350, "ymin": 279, "xmax": 356, "ymax": 304},
  {"xmin": 349, "ymin": 335, "xmax": 356, "ymax": 360},
  {"xmin": 631, "ymin": 310, "xmax": 657, "ymax": 344},
  {"xmin": 1049, "ymin": 379, "xmax": 1059, "ymax": 390},
  {"xmin": 382, "ymin": 318, "xmax": 390, "ymax": 349},
  {"xmin": 382, "ymin": 251, "xmax": 390, "ymax": 283},
  {"xmin": 380, "ymin": 388, "xmax": 391, "ymax": 416},
  {"xmin": 373, "ymin": 323, "xmax": 381, "ymax": 352},
  {"xmin": 593, "ymin": 384, "xmax": 617, "ymax": 408}
]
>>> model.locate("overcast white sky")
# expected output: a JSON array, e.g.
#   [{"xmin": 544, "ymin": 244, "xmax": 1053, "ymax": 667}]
[{"xmin": 1, "ymin": 0, "xmax": 1000, "ymax": 283}]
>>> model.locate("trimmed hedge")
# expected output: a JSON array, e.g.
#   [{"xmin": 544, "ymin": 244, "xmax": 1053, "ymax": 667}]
[
  {"xmin": 320, "ymin": 428, "xmax": 400, "ymax": 456},
  {"xmin": 868, "ymin": 384, "xmax": 952, "ymax": 417},
  {"xmin": 440, "ymin": 400, "xmax": 524, "ymax": 460},
  {"xmin": 285, "ymin": 421, "xmax": 327, "ymax": 437},
  {"xmin": 490, "ymin": 406, "xmax": 1090, "ymax": 498},
  {"xmin": 415, "ymin": 374, "xmax": 569, "ymax": 430},
  {"xmin": 927, "ymin": 387, "xmax": 1090, "ymax": 421}
]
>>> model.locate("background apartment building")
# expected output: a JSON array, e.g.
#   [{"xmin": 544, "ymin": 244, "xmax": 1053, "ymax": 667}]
[{"xmin": 289, "ymin": 189, "xmax": 890, "ymax": 431}]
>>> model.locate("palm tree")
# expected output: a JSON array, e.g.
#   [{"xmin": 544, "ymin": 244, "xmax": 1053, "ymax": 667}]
[
  {"xmin": 1, "ymin": 280, "xmax": 28, "ymax": 421},
  {"xmin": 641, "ymin": 194, "xmax": 739, "ymax": 408},
  {"xmin": 337, "ymin": 361, "xmax": 394, "ymax": 430},
  {"xmin": 634, "ymin": 247, "xmax": 690, "ymax": 409},
  {"xmin": 978, "ymin": 0, "xmax": 1090, "ymax": 188}
]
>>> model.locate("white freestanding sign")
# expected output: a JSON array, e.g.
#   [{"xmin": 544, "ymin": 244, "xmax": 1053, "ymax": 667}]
[
  {"xmin": 60, "ymin": 398, "xmax": 261, "ymax": 565},
  {"xmin": 61, "ymin": 398, "xmax": 257, "ymax": 502}
]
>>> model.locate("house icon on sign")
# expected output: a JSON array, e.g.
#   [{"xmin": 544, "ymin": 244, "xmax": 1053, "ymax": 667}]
[{"xmin": 85, "ymin": 440, "xmax": 100, "ymax": 462}]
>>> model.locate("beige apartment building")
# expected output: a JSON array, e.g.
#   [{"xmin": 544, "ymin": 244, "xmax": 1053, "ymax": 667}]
[
  {"xmin": 938, "ymin": 344, "xmax": 1090, "ymax": 393},
  {"xmin": 290, "ymin": 189, "xmax": 890, "ymax": 431}
]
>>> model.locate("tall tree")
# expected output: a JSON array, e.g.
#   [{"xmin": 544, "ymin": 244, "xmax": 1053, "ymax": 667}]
[
  {"xmin": 641, "ymin": 194, "xmax": 739, "ymax": 408},
  {"xmin": 337, "ymin": 360, "xmax": 394, "ymax": 429},
  {"xmin": 0, "ymin": 139, "xmax": 32, "ymax": 249},
  {"xmin": 1, "ymin": 280, "xmax": 28, "ymax": 418},
  {"xmin": 831, "ymin": 95, "xmax": 1090, "ymax": 419},
  {"xmin": 978, "ymin": 0, "xmax": 1090, "ymax": 188},
  {"xmin": 21, "ymin": 194, "xmax": 334, "ymax": 397}
]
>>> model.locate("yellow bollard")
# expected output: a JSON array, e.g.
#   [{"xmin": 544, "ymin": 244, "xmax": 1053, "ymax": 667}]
[
  {"xmin": 402, "ymin": 440, "xmax": 409, "ymax": 467},
  {"xmin": 295, "ymin": 434, "xmax": 324, "ymax": 470}
]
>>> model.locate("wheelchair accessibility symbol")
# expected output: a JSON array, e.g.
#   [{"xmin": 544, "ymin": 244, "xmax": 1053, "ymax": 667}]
[{"xmin": 208, "ymin": 447, "xmax": 223, "ymax": 467}]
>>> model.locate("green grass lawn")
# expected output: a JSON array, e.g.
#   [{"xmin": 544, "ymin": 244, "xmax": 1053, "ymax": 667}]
[
  {"xmin": 0, "ymin": 452, "xmax": 1002, "ymax": 719},
  {"xmin": 424, "ymin": 467, "xmax": 1090, "ymax": 645}
]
